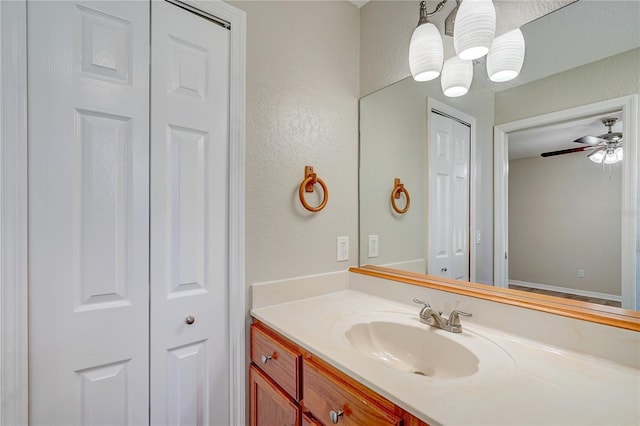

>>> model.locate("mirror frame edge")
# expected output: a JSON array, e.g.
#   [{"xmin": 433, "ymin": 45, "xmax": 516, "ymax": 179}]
[{"xmin": 351, "ymin": 266, "xmax": 640, "ymax": 332}]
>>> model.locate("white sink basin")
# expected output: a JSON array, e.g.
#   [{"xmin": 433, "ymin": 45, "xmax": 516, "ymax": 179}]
[{"xmin": 332, "ymin": 312, "xmax": 515, "ymax": 380}]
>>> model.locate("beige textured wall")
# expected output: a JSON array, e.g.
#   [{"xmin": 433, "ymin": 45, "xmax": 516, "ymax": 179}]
[
  {"xmin": 509, "ymin": 154, "xmax": 622, "ymax": 295},
  {"xmin": 228, "ymin": 1, "xmax": 360, "ymax": 286}
]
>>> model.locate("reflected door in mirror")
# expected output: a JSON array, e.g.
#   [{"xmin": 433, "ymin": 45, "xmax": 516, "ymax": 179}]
[{"xmin": 428, "ymin": 111, "xmax": 470, "ymax": 281}]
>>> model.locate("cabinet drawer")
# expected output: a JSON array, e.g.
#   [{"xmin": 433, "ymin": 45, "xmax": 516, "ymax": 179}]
[
  {"xmin": 251, "ymin": 323, "xmax": 301, "ymax": 401},
  {"xmin": 302, "ymin": 358, "xmax": 401, "ymax": 426}
]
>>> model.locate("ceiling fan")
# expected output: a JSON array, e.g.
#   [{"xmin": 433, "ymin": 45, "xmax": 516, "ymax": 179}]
[{"xmin": 540, "ymin": 118, "xmax": 624, "ymax": 164}]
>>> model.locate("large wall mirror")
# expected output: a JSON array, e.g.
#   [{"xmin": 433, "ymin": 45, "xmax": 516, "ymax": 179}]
[{"xmin": 359, "ymin": 0, "xmax": 640, "ymax": 311}]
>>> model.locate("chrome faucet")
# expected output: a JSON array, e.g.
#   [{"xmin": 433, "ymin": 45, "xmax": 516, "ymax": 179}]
[{"xmin": 413, "ymin": 299, "xmax": 472, "ymax": 333}]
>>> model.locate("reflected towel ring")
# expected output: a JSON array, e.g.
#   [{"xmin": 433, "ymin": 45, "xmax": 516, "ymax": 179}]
[
  {"xmin": 299, "ymin": 166, "xmax": 328, "ymax": 212},
  {"xmin": 391, "ymin": 178, "xmax": 410, "ymax": 214}
]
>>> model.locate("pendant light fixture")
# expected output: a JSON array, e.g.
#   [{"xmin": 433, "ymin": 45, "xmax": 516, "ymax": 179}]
[
  {"xmin": 409, "ymin": 1, "xmax": 444, "ymax": 81},
  {"xmin": 486, "ymin": 28, "xmax": 525, "ymax": 82},
  {"xmin": 409, "ymin": 0, "xmax": 523, "ymax": 97},
  {"xmin": 454, "ymin": 0, "xmax": 496, "ymax": 60},
  {"xmin": 441, "ymin": 56, "xmax": 473, "ymax": 97}
]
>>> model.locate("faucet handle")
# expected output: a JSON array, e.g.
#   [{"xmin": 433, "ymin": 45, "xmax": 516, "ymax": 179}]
[
  {"xmin": 413, "ymin": 298, "xmax": 430, "ymax": 307},
  {"xmin": 448, "ymin": 310, "xmax": 472, "ymax": 326}
]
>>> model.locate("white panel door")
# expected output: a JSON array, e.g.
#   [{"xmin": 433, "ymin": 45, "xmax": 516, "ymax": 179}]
[
  {"xmin": 452, "ymin": 120, "xmax": 470, "ymax": 281},
  {"xmin": 428, "ymin": 112, "xmax": 453, "ymax": 277},
  {"xmin": 28, "ymin": 1, "xmax": 150, "ymax": 425},
  {"xmin": 150, "ymin": 2, "xmax": 230, "ymax": 425},
  {"xmin": 428, "ymin": 112, "xmax": 470, "ymax": 280}
]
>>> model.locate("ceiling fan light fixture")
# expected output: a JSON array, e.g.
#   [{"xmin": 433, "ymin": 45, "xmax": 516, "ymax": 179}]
[
  {"xmin": 441, "ymin": 56, "xmax": 473, "ymax": 97},
  {"xmin": 615, "ymin": 146, "xmax": 624, "ymax": 162},
  {"xmin": 487, "ymin": 28, "xmax": 525, "ymax": 82},
  {"xmin": 604, "ymin": 150, "xmax": 620, "ymax": 165},
  {"xmin": 454, "ymin": 0, "xmax": 496, "ymax": 60},
  {"xmin": 588, "ymin": 148, "xmax": 605, "ymax": 164}
]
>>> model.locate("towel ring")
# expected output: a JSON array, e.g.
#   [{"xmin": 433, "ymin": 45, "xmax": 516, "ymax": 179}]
[
  {"xmin": 299, "ymin": 166, "xmax": 328, "ymax": 212},
  {"xmin": 391, "ymin": 178, "xmax": 410, "ymax": 214}
]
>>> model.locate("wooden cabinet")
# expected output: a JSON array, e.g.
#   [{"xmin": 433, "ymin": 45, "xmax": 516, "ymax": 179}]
[
  {"xmin": 250, "ymin": 365, "xmax": 300, "ymax": 426},
  {"xmin": 250, "ymin": 321, "xmax": 430, "ymax": 426}
]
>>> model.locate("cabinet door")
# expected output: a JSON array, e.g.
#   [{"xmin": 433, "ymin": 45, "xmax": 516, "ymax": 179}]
[{"xmin": 250, "ymin": 365, "xmax": 300, "ymax": 426}]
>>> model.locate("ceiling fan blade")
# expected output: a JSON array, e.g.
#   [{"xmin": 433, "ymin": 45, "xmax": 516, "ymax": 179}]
[
  {"xmin": 541, "ymin": 146, "xmax": 593, "ymax": 157},
  {"xmin": 573, "ymin": 135, "xmax": 605, "ymax": 145}
]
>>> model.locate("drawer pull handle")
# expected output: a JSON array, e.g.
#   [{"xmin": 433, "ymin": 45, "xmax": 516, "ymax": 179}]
[
  {"xmin": 329, "ymin": 409, "xmax": 343, "ymax": 424},
  {"xmin": 260, "ymin": 354, "xmax": 273, "ymax": 364}
]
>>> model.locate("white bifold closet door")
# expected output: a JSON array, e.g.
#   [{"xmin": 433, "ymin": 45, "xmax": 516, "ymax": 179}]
[
  {"xmin": 28, "ymin": 1, "xmax": 230, "ymax": 424},
  {"xmin": 150, "ymin": 2, "xmax": 230, "ymax": 425},
  {"xmin": 28, "ymin": 1, "xmax": 150, "ymax": 424},
  {"xmin": 428, "ymin": 112, "xmax": 470, "ymax": 281}
]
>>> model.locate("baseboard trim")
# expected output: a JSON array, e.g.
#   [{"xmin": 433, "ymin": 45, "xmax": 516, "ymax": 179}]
[{"xmin": 509, "ymin": 279, "xmax": 622, "ymax": 303}]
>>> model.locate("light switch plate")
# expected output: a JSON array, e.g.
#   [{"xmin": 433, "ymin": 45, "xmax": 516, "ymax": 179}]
[
  {"xmin": 337, "ymin": 236, "xmax": 349, "ymax": 261},
  {"xmin": 368, "ymin": 235, "xmax": 379, "ymax": 258}
]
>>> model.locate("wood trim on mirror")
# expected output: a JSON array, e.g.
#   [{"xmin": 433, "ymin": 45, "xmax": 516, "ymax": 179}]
[{"xmin": 350, "ymin": 266, "xmax": 640, "ymax": 332}]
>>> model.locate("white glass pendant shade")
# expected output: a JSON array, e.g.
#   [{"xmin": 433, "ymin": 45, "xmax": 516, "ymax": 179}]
[
  {"xmin": 604, "ymin": 150, "xmax": 619, "ymax": 164},
  {"xmin": 487, "ymin": 28, "xmax": 525, "ymax": 82},
  {"xmin": 409, "ymin": 22, "xmax": 444, "ymax": 81},
  {"xmin": 454, "ymin": 0, "xmax": 496, "ymax": 60},
  {"xmin": 441, "ymin": 57, "xmax": 473, "ymax": 97},
  {"xmin": 589, "ymin": 149, "xmax": 605, "ymax": 163},
  {"xmin": 615, "ymin": 147, "xmax": 624, "ymax": 162}
]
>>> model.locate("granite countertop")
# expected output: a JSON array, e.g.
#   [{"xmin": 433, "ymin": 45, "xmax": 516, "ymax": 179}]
[{"xmin": 251, "ymin": 289, "xmax": 640, "ymax": 426}]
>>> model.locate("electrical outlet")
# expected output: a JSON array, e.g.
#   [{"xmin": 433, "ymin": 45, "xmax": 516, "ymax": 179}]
[
  {"xmin": 368, "ymin": 235, "xmax": 379, "ymax": 258},
  {"xmin": 337, "ymin": 236, "xmax": 349, "ymax": 261},
  {"xmin": 577, "ymin": 269, "xmax": 585, "ymax": 278},
  {"xmin": 476, "ymin": 230, "xmax": 481, "ymax": 245}
]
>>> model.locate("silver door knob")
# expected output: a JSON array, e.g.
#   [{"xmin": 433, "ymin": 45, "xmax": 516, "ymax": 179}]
[
  {"xmin": 329, "ymin": 409, "xmax": 343, "ymax": 424},
  {"xmin": 185, "ymin": 316, "xmax": 195, "ymax": 325}
]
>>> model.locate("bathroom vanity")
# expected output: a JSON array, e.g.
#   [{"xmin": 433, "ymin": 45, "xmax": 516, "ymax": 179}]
[
  {"xmin": 250, "ymin": 320, "xmax": 427, "ymax": 425},
  {"xmin": 249, "ymin": 268, "xmax": 640, "ymax": 425}
]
